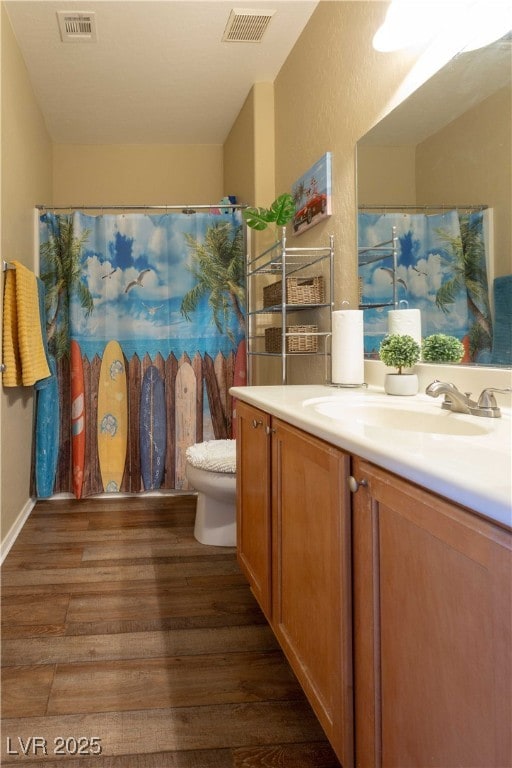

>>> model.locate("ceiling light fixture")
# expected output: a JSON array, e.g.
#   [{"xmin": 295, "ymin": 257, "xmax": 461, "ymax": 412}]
[
  {"xmin": 373, "ymin": 0, "xmax": 511, "ymax": 54},
  {"xmin": 460, "ymin": 1, "xmax": 512, "ymax": 51},
  {"xmin": 372, "ymin": 1, "xmax": 441, "ymax": 52}
]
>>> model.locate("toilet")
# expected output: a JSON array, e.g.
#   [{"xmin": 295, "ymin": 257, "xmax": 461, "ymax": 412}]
[{"xmin": 185, "ymin": 439, "xmax": 237, "ymax": 547}]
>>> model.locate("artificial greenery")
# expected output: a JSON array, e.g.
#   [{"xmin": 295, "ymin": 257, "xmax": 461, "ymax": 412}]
[
  {"xmin": 242, "ymin": 192, "xmax": 295, "ymax": 231},
  {"xmin": 379, "ymin": 333, "xmax": 421, "ymax": 374},
  {"xmin": 422, "ymin": 333, "xmax": 464, "ymax": 363}
]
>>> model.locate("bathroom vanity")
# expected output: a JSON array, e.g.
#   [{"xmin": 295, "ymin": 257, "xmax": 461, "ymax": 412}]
[
  {"xmin": 237, "ymin": 401, "xmax": 353, "ymax": 763},
  {"xmin": 232, "ymin": 386, "xmax": 512, "ymax": 768}
]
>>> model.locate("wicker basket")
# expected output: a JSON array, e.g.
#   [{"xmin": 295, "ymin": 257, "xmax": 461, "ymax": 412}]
[
  {"xmin": 263, "ymin": 276, "xmax": 325, "ymax": 308},
  {"xmin": 265, "ymin": 325, "xmax": 318, "ymax": 354}
]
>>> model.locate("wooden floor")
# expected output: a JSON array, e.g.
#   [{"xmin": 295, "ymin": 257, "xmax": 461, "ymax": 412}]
[{"xmin": 1, "ymin": 495, "xmax": 341, "ymax": 767}]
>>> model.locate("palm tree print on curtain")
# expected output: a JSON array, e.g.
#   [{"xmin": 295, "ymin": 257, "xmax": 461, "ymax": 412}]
[
  {"xmin": 40, "ymin": 215, "xmax": 94, "ymax": 358},
  {"xmin": 358, "ymin": 209, "xmax": 493, "ymax": 362},
  {"xmin": 181, "ymin": 221, "xmax": 245, "ymax": 342},
  {"xmin": 434, "ymin": 212, "xmax": 492, "ymax": 360},
  {"xmin": 37, "ymin": 210, "xmax": 246, "ymax": 499}
]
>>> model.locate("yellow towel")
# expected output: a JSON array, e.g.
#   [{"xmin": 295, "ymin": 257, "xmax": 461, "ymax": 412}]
[{"xmin": 2, "ymin": 260, "xmax": 51, "ymax": 387}]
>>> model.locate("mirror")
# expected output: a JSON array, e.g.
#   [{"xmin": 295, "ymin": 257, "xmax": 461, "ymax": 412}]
[{"xmin": 357, "ymin": 35, "xmax": 511, "ymax": 366}]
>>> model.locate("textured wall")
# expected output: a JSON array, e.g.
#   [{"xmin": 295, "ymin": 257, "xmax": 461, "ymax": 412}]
[
  {"xmin": 272, "ymin": 1, "xmax": 422, "ymax": 384},
  {"xmin": 223, "ymin": 82, "xmax": 278, "ymax": 385},
  {"xmin": 357, "ymin": 146, "xmax": 417, "ymax": 205},
  {"xmin": 1, "ymin": 4, "xmax": 53, "ymax": 548},
  {"xmin": 224, "ymin": 82, "xmax": 276, "ymax": 209},
  {"xmin": 53, "ymin": 144, "xmax": 223, "ymax": 206}
]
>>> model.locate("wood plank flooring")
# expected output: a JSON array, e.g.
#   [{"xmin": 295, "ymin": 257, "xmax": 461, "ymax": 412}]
[{"xmin": 1, "ymin": 495, "xmax": 342, "ymax": 767}]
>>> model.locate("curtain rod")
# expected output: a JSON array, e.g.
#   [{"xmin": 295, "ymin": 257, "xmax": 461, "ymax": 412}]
[
  {"xmin": 36, "ymin": 203, "xmax": 247, "ymax": 212},
  {"xmin": 359, "ymin": 204, "xmax": 488, "ymax": 212}
]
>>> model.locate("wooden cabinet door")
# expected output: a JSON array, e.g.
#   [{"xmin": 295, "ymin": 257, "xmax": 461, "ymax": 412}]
[
  {"xmin": 352, "ymin": 457, "xmax": 512, "ymax": 768},
  {"xmin": 271, "ymin": 418, "xmax": 353, "ymax": 767},
  {"xmin": 236, "ymin": 400, "xmax": 272, "ymax": 619}
]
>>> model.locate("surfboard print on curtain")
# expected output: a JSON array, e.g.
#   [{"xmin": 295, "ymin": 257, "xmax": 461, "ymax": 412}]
[
  {"xmin": 97, "ymin": 339, "xmax": 128, "ymax": 493},
  {"xmin": 140, "ymin": 365, "xmax": 166, "ymax": 491},
  {"xmin": 37, "ymin": 209, "xmax": 245, "ymax": 498},
  {"xmin": 70, "ymin": 340, "xmax": 86, "ymax": 499}
]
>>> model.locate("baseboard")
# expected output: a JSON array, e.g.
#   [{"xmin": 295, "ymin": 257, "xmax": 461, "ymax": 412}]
[{"xmin": 1, "ymin": 497, "xmax": 36, "ymax": 565}]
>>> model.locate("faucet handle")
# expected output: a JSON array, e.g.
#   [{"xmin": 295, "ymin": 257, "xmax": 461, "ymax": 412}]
[{"xmin": 477, "ymin": 387, "xmax": 512, "ymax": 409}]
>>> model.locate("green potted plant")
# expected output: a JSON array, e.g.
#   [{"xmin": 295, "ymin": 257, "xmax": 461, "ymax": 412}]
[
  {"xmin": 422, "ymin": 333, "xmax": 465, "ymax": 364},
  {"xmin": 242, "ymin": 192, "xmax": 295, "ymax": 233},
  {"xmin": 379, "ymin": 333, "xmax": 421, "ymax": 395}
]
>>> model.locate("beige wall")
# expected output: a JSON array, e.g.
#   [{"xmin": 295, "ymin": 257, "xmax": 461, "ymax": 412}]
[
  {"xmin": 357, "ymin": 146, "xmax": 417, "ymax": 205},
  {"xmin": 53, "ymin": 143, "xmax": 223, "ymax": 206},
  {"xmin": 272, "ymin": 0, "xmax": 423, "ymax": 383},
  {"xmin": 224, "ymin": 81, "xmax": 277, "ymax": 384},
  {"xmin": 222, "ymin": 1, "xmax": 429, "ymax": 386},
  {"xmin": 224, "ymin": 80, "xmax": 276, "ymax": 210},
  {"xmin": 417, "ymin": 86, "xmax": 511, "ymax": 279},
  {"xmin": 1, "ymin": 3, "xmax": 53, "ymax": 549},
  {"xmin": 224, "ymin": 88, "xmax": 256, "ymax": 211}
]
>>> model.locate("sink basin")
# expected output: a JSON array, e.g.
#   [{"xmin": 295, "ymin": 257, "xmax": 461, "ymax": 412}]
[{"xmin": 311, "ymin": 400, "xmax": 490, "ymax": 437}]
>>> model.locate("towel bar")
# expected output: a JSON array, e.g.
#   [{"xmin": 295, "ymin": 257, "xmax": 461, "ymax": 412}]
[
  {"xmin": 2, "ymin": 263, "xmax": 13, "ymax": 370},
  {"xmin": 2, "ymin": 262, "xmax": 14, "ymax": 374}
]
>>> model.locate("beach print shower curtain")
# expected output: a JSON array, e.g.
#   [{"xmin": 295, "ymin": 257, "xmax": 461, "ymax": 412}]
[
  {"xmin": 358, "ymin": 209, "xmax": 492, "ymax": 363},
  {"xmin": 36, "ymin": 209, "xmax": 245, "ymax": 499}
]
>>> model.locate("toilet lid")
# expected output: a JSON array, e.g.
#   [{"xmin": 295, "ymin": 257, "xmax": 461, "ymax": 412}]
[{"xmin": 186, "ymin": 439, "xmax": 236, "ymax": 473}]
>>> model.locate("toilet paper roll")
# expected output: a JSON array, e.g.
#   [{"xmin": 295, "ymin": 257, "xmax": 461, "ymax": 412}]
[
  {"xmin": 331, "ymin": 309, "xmax": 364, "ymax": 385},
  {"xmin": 387, "ymin": 308, "xmax": 422, "ymax": 348}
]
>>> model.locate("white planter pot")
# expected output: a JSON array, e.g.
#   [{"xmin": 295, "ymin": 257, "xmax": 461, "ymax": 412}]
[{"xmin": 384, "ymin": 373, "xmax": 419, "ymax": 396}]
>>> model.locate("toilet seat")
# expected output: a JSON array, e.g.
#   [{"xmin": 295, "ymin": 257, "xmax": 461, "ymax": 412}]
[{"xmin": 186, "ymin": 439, "xmax": 236, "ymax": 474}]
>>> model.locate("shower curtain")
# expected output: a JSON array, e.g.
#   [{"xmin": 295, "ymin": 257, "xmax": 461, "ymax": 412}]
[
  {"xmin": 358, "ymin": 209, "xmax": 493, "ymax": 363},
  {"xmin": 36, "ymin": 209, "xmax": 245, "ymax": 499}
]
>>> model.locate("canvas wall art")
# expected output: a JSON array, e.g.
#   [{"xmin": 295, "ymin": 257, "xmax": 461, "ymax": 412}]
[{"xmin": 292, "ymin": 152, "xmax": 332, "ymax": 235}]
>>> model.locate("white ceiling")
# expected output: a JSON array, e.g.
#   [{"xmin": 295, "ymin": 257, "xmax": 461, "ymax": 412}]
[{"xmin": 5, "ymin": 0, "xmax": 318, "ymax": 144}]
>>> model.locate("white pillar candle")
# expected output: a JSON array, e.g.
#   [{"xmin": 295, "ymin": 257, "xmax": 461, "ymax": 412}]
[
  {"xmin": 387, "ymin": 308, "xmax": 422, "ymax": 348},
  {"xmin": 331, "ymin": 309, "xmax": 364, "ymax": 385}
]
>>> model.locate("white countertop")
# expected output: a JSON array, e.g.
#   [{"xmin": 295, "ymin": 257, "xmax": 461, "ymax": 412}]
[{"xmin": 230, "ymin": 384, "xmax": 512, "ymax": 530}]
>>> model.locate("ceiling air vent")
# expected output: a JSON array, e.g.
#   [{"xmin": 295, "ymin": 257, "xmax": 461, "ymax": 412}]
[
  {"xmin": 57, "ymin": 11, "xmax": 98, "ymax": 42},
  {"xmin": 222, "ymin": 8, "xmax": 275, "ymax": 43}
]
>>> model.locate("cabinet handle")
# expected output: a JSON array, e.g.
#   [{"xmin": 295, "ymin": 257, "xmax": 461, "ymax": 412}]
[
  {"xmin": 265, "ymin": 426, "xmax": 276, "ymax": 435},
  {"xmin": 251, "ymin": 419, "xmax": 263, "ymax": 429},
  {"xmin": 348, "ymin": 475, "xmax": 368, "ymax": 493}
]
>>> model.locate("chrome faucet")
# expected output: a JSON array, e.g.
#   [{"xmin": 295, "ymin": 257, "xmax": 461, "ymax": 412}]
[
  {"xmin": 425, "ymin": 380, "xmax": 476, "ymax": 414},
  {"xmin": 425, "ymin": 380, "xmax": 511, "ymax": 418}
]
